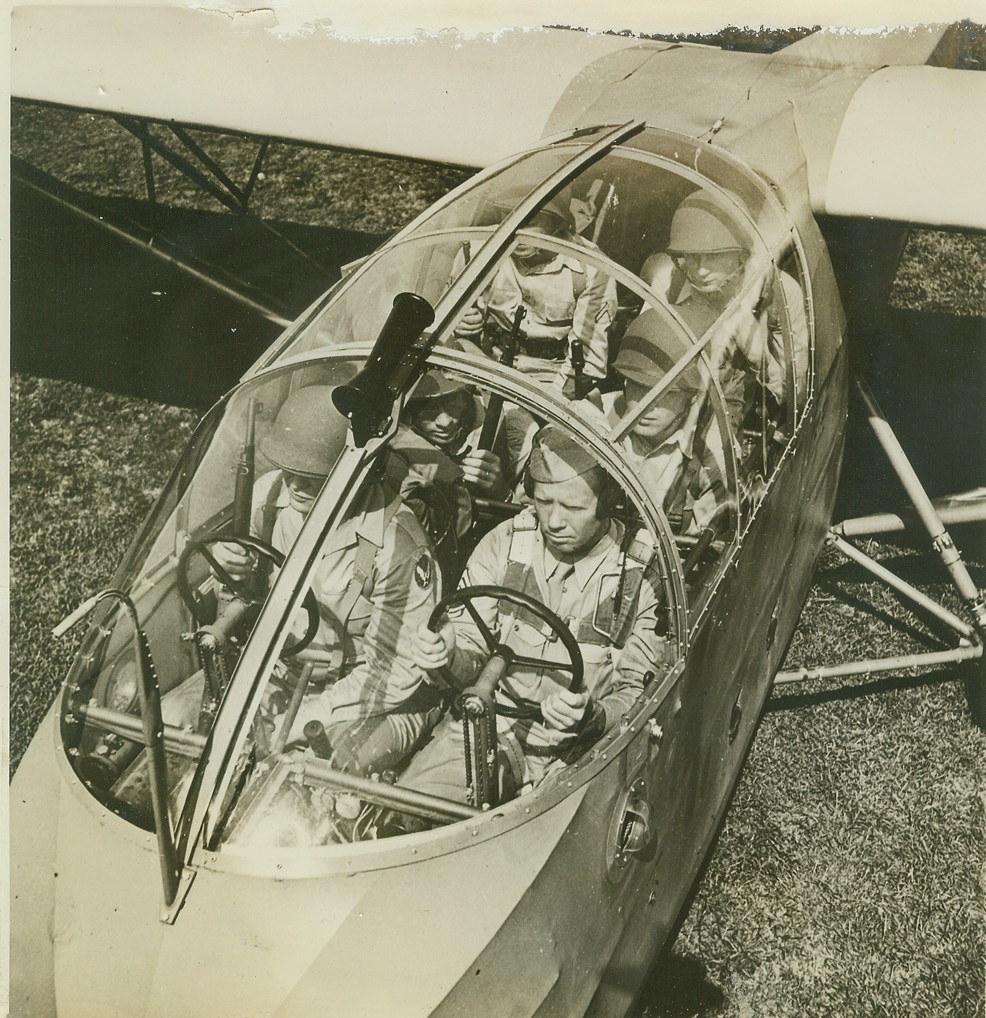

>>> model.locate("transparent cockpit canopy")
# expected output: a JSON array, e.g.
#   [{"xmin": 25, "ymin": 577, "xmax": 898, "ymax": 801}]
[
  {"xmin": 58, "ymin": 127, "xmax": 813, "ymax": 851},
  {"xmin": 277, "ymin": 129, "xmax": 790, "ymax": 365},
  {"xmin": 58, "ymin": 349, "xmax": 694, "ymax": 846},
  {"xmin": 59, "ymin": 358, "xmax": 365, "ymax": 830}
]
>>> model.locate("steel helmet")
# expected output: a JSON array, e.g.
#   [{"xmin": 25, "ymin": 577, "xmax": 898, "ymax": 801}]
[
  {"xmin": 530, "ymin": 193, "xmax": 575, "ymax": 236},
  {"xmin": 615, "ymin": 310, "xmax": 702, "ymax": 389},
  {"xmin": 667, "ymin": 190, "xmax": 750, "ymax": 255},
  {"xmin": 407, "ymin": 369, "xmax": 473, "ymax": 403},
  {"xmin": 262, "ymin": 385, "xmax": 349, "ymax": 478},
  {"xmin": 487, "ymin": 184, "xmax": 574, "ymax": 235}
]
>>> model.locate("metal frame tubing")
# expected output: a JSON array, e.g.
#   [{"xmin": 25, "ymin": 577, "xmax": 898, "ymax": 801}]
[
  {"xmin": 856, "ymin": 378, "xmax": 986, "ymax": 631},
  {"xmin": 828, "ymin": 532, "xmax": 976, "ymax": 640},
  {"xmin": 776, "ymin": 643, "xmax": 982, "ymax": 686}
]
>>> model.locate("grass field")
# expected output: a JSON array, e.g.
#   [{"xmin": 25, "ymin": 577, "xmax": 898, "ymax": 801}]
[{"xmin": 9, "ymin": 66, "xmax": 986, "ymax": 1017}]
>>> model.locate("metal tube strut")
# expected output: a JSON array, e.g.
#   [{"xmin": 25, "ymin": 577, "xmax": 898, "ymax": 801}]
[
  {"xmin": 836, "ymin": 488, "xmax": 986, "ymax": 537},
  {"xmin": 855, "ymin": 378, "xmax": 986, "ymax": 630},
  {"xmin": 828, "ymin": 532, "xmax": 976, "ymax": 640},
  {"xmin": 775, "ymin": 643, "xmax": 981, "ymax": 685},
  {"xmin": 114, "ymin": 116, "xmax": 331, "ymax": 274}
]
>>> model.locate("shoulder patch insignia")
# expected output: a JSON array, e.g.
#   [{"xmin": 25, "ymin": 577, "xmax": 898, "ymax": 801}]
[{"xmin": 414, "ymin": 554, "xmax": 433, "ymax": 590}]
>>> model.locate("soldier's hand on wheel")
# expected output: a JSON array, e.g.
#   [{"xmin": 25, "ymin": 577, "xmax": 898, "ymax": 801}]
[
  {"xmin": 210, "ymin": 541, "xmax": 257, "ymax": 584},
  {"xmin": 541, "ymin": 689, "xmax": 590, "ymax": 732},
  {"xmin": 411, "ymin": 621, "xmax": 456, "ymax": 672}
]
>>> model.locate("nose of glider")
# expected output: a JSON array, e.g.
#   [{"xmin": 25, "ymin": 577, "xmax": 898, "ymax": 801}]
[
  {"xmin": 11, "ymin": 710, "xmax": 588, "ymax": 1018},
  {"xmin": 10, "ymin": 708, "xmax": 61, "ymax": 1018}
]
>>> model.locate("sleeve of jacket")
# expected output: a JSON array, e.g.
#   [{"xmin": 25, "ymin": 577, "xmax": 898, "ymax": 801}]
[
  {"xmin": 569, "ymin": 257, "xmax": 617, "ymax": 381},
  {"xmin": 325, "ymin": 510, "xmax": 439, "ymax": 715}
]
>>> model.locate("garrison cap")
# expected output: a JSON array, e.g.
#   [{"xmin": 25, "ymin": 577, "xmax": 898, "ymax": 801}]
[
  {"xmin": 263, "ymin": 385, "xmax": 348, "ymax": 478},
  {"xmin": 668, "ymin": 190, "xmax": 751, "ymax": 255},
  {"xmin": 528, "ymin": 424, "xmax": 603, "ymax": 484},
  {"xmin": 615, "ymin": 311, "xmax": 701, "ymax": 389}
]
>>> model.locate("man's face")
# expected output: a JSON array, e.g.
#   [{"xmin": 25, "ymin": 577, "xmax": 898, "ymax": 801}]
[
  {"xmin": 671, "ymin": 249, "xmax": 745, "ymax": 294},
  {"xmin": 409, "ymin": 391, "xmax": 472, "ymax": 449},
  {"xmin": 624, "ymin": 377, "xmax": 697, "ymax": 444},
  {"xmin": 511, "ymin": 210, "xmax": 564, "ymax": 267},
  {"xmin": 532, "ymin": 473, "xmax": 609, "ymax": 559},
  {"xmin": 282, "ymin": 470, "xmax": 327, "ymax": 516}
]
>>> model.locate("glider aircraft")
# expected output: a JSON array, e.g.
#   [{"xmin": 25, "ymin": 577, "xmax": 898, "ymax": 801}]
[{"xmin": 9, "ymin": 10, "xmax": 986, "ymax": 1017}]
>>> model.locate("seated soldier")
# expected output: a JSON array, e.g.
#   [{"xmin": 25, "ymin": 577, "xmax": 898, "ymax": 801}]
[
  {"xmin": 390, "ymin": 370, "xmax": 509, "ymax": 500},
  {"xmin": 400, "ymin": 425, "xmax": 670, "ymax": 806},
  {"xmin": 594, "ymin": 310, "xmax": 730, "ymax": 536},
  {"xmin": 385, "ymin": 369, "xmax": 519, "ymax": 580},
  {"xmin": 210, "ymin": 385, "xmax": 446, "ymax": 776},
  {"xmin": 640, "ymin": 188, "xmax": 809, "ymax": 429},
  {"xmin": 453, "ymin": 193, "xmax": 617, "ymax": 396}
]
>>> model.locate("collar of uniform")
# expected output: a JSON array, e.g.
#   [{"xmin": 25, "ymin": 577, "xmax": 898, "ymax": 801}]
[
  {"xmin": 395, "ymin": 424, "xmax": 466, "ymax": 479},
  {"xmin": 628, "ymin": 426, "xmax": 693, "ymax": 461},
  {"xmin": 274, "ymin": 475, "xmax": 292, "ymax": 510},
  {"xmin": 541, "ymin": 519, "xmax": 624, "ymax": 592},
  {"xmin": 271, "ymin": 475, "xmax": 387, "ymax": 551}
]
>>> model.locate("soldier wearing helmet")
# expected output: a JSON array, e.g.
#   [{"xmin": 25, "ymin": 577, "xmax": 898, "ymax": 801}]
[
  {"xmin": 640, "ymin": 188, "xmax": 809, "ymax": 443},
  {"xmin": 593, "ymin": 309, "xmax": 730, "ymax": 537},
  {"xmin": 211, "ymin": 385, "xmax": 445, "ymax": 776},
  {"xmin": 641, "ymin": 189, "xmax": 754, "ymax": 308},
  {"xmin": 400, "ymin": 425, "xmax": 669, "ymax": 808},
  {"xmin": 396, "ymin": 369, "xmax": 508, "ymax": 497},
  {"xmin": 452, "ymin": 189, "xmax": 617, "ymax": 396}
]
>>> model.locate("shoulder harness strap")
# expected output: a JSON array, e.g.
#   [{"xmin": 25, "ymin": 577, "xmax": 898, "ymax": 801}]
[
  {"xmin": 570, "ymin": 263, "xmax": 587, "ymax": 303},
  {"xmin": 336, "ymin": 486, "xmax": 405, "ymax": 625},
  {"xmin": 575, "ymin": 529, "xmax": 656, "ymax": 648},
  {"xmin": 255, "ymin": 477, "xmax": 284, "ymax": 545},
  {"xmin": 500, "ymin": 508, "xmax": 545, "ymax": 627},
  {"xmin": 667, "ymin": 265, "xmax": 687, "ymax": 305}
]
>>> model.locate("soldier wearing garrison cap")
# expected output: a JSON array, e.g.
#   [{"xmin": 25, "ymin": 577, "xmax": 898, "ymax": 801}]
[
  {"xmin": 210, "ymin": 385, "xmax": 445, "ymax": 777},
  {"xmin": 401, "ymin": 424, "xmax": 670, "ymax": 808},
  {"xmin": 596, "ymin": 309, "xmax": 730, "ymax": 536},
  {"xmin": 451, "ymin": 187, "xmax": 618, "ymax": 395},
  {"xmin": 640, "ymin": 188, "xmax": 809, "ymax": 433}
]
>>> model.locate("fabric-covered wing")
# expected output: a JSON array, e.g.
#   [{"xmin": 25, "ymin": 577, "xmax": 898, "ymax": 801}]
[
  {"xmin": 12, "ymin": 7, "xmax": 986, "ymax": 229},
  {"xmin": 10, "ymin": 6, "xmax": 642, "ymax": 167},
  {"xmin": 816, "ymin": 66, "xmax": 986, "ymax": 229}
]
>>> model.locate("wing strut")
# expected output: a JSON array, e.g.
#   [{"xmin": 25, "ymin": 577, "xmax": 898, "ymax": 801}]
[
  {"xmin": 12, "ymin": 154, "xmax": 292, "ymax": 327},
  {"xmin": 112, "ymin": 115, "xmax": 331, "ymax": 275},
  {"xmin": 851, "ymin": 379, "xmax": 985, "ymax": 631},
  {"xmin": 777, "ymin": 379, "xmax": 985, "ymax": 727}
]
